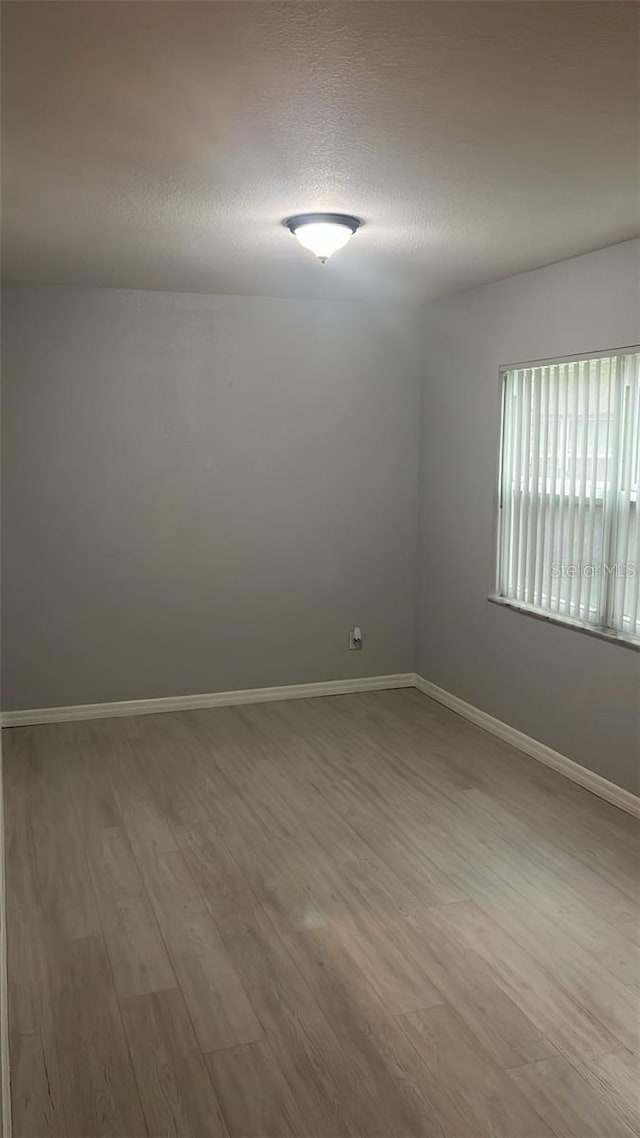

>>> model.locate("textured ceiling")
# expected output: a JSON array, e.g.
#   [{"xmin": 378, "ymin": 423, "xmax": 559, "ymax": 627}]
[{"xmin": 2, "ymin": 1, "xmax": 639, "ymax": 302}]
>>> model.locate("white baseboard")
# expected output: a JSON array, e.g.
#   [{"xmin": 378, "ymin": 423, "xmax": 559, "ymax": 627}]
[
  {"xmin": 413, "ymin": 674, "xmax": 640, "ymax": 820},
  {"xmin": 0, "ymin": 672, "xmax": 414, "ymax": 728},
  {"xmin": 1, "ymin": 670, "xmax": 636, "ymax": 820}
]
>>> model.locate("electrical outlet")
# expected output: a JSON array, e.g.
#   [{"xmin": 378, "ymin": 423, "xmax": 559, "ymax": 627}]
[{"xmin": 349, "ymin": 626, "xmax": 363, "ymax": 650}]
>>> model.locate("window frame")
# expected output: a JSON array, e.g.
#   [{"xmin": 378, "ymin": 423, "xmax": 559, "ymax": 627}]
[{"xmin": 489, "ymin": 344, "xmax": 640, "ymax": 652}]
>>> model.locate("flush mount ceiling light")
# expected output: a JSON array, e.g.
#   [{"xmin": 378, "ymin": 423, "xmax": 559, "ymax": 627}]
[{"xmin": 284, "ymin": 213, "xmax": 362, "ymax": 263}]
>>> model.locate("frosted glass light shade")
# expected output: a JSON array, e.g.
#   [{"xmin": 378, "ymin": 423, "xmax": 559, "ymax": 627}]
[{"xmin": 284, "ymin": 213, "xmax": 362, "ymax": 262}]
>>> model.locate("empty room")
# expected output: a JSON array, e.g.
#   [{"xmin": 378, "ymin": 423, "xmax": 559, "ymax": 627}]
[{"xmin": 1, "ymin": 2, "xmax": 639, "ymax": 1136}]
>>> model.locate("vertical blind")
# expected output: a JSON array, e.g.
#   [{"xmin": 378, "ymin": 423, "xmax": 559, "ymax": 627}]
[{"xmin": 496, "ymin": 348, "xmax": 640, "ymax": 642}]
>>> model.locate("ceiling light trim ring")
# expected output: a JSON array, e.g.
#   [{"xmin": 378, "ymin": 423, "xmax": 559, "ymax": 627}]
[{"xmin": 283, "ymin": 212, "xmax": 363, "ymax": 235}]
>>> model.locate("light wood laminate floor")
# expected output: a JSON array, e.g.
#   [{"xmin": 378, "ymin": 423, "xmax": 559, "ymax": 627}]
[{"xmin": 4, "ymin": 688, "xmax": 639, "ymax": 1137}]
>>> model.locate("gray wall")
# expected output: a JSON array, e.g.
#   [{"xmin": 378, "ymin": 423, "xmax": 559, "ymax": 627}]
[
  {"xmin": 3, "ymin": 245, "xmax": 638, "ymax": 794},
  {"xmin": 2, "ymin": 284, "xmax": 422, "ymax": 708},
  {"xmin": 417, "ymin": 239, "xmax": 640, "ymax": 794}
]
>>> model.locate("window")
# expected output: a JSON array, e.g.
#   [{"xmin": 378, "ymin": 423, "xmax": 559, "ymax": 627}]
[{"xmin": 494, "ymin": 347, "xmax": 640, "ymax": 646}]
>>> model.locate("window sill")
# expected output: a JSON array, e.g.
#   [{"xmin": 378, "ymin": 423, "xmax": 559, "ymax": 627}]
[{"xmin": 487, "ymin": 594, "xmax": 640, "ymax": 652}]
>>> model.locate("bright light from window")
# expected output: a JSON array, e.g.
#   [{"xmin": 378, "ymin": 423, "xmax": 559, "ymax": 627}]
[{"xmin": 494, "ymin": 348, "xmax": 640, "ymax": 645}]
